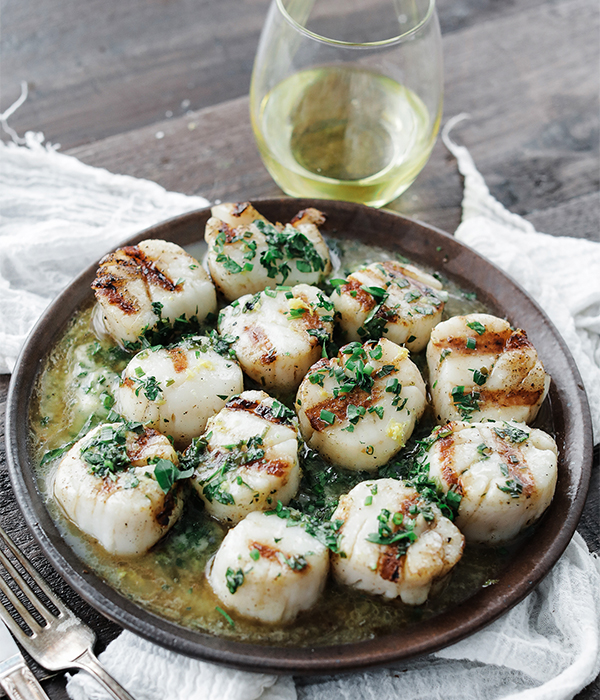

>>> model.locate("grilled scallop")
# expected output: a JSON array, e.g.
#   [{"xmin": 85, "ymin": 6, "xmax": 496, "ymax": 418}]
[
  {"xmin": 92, "ymin": 239, "xmax": 217, "ymax": 346},
  {"xmin": 115, "ymin": 338, "xmax": 243, "ymax": 448},
  {"xmin": 218, "ymin": 284, "xmax": 335, "ymax": 395},
  {"xmin": 53, "ymin": 423, "xmax": 184, "ymax": 556},
  {"xmin": 331, "ymin": 479, "xmax": 464, "ymax": 605},
  {"xmin": 205, "ymin": 203, "xmax": 332, "ymax": 301},
  {"xmin": 295, "ymin": 338, "xmax": 427, "ymax": 471},
  {"xmin": 332, "ymin": 260, "xmax": 446, "ymax": 351},
  {"xmin": 427, "ymin": 314, "xmax": 550, "ymax": 425},
  {"xmin": 189, "ymin": 391, "xmax": 301, "ymax": 524},
  {"xmin": 423, "ymin": 421, "xmax": 558, "ymax": 544},
  {"xmin": 206, "ymin": 511, "xmax": 329, "ymax": 624}
]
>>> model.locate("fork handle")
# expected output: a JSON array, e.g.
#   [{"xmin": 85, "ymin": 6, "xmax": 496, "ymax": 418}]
[
  {"xmin": 0, "ymin": 661, "xmax": 51, "ymax": 700},
  {"xmin": 72, "ymin": 649, "xmax": 136, "ymax": 700}
]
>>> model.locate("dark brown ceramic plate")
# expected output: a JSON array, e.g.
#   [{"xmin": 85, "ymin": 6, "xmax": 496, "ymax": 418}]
[{"xmin": 6, "ymin": 199, "xmax": 593, "ymax": 674}]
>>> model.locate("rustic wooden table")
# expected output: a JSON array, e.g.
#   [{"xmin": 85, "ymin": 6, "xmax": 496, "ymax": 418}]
[{"xmin": 1, "ymin": 0, "xmax": 598, "ymax": 697}]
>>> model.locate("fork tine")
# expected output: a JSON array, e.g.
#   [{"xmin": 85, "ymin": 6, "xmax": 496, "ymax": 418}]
[
  {"xmin": 0, "ymin": 546, "xmax": 45, "ymax": 632},
  {"xmin": 0, "ymin": 597, "xmax": 36, "ymax": 648},
  {"xmin": 0, "ymin": 526, "xmax": 68, "ymax": 618},
  {"xmin": 0, "ymin": 533, "xmax": 135, "ymax": 700}
]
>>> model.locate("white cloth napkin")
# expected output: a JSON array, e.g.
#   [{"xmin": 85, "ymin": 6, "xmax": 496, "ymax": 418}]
[
  {"xmin": 0, "ymin": 132, "xmax": 209, "ymax": 374},
  {"xmin": 1, "ymin": 122, "xmax": 599, "ymax": 700}
]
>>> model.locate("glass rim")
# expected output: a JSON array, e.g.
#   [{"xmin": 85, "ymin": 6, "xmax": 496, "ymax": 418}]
[{"xmin": 275, "ymin": 0, "xmax": 436, "ymax": 48}]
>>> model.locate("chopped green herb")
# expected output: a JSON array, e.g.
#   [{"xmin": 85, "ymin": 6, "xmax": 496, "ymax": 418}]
[
  {"xmin": 319, "ymin": 409, "xmax": 336, "ymax": 425},
  {"xmin": 477, "ymin": 443, "xmax": 492, "ymax": 460},
  {"xmin": 368, "ymin": 405, "xmax": 384, "ymax": 420},
  {"xmin": 362, "ymin": 285, "xmax": 388, "ymax": 302},
  {"xmin": 494, "ymin": 423, "xmax": 529, "ymax": 444},
  {"xmin": 153, "ymin": 457, "xmax": 194, "ymax": 493},
  {"xmin": 280, "ymin": 553, "xmax": 308, "ymax": 571},
  {"xmin": 132, "ymin": 374, "xmax": 162, "ymax": 402},
  {"xmin": 440, "ymin": 348, "xmax": 452, "ymax": 362},
  {"xmin": 471, "ymin": 367, "xmax": 488, "ymax": 385},
  {"xmin": 225, "ymin": 567, "xmax": 245, "ymax": 594},
  {"xmin": 451, "ymin": 386, "xmax": 480, "ymax": 420},
  {"xmin": 215, "ymin": 606, "xmax": 235, "ymax": 627},
  {"xmin": 366, "ymin": 508, "xmax": 417, "ymax": 555},
  {"xmin": 270, "ymin": 399, "xmax": 295, "ymax": 421},
  {"xmin": 288, "ymin": 306, "xmax": 307, "ymax": 319},
  {"xmin": 466, "ymin": 320, "xmax": 486, "ymax": 335},
  {"xmin": 497, "ymin": 479, "xmax": 524, "ymax": 498}
]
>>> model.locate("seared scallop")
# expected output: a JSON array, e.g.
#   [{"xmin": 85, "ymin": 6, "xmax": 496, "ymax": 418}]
[
  {"xmin": 423, "ymin": 421, "xmax": 558, "ymax": 544},
  {"xmin": 205, "ymin": 203, "xmax": 332, "ymax": 301},
  {"xmin": 92, "ymin": 239, "xmax": 217, "ymax": 346},
  {"xmin": 427, "ymin": 314, "xmax": 550, "ymax": 425},
  {"xmin": 53, "ymin": 423, "xmax": 185, "ymax": 556},
  {"xmin": 332, "ymin": 260, "xmax": 446, "ymax": 351},
  {"xmin": 189, "ymin": 391, "xmax": 301, "ymax": 524},
  {"xmin": 206, "ymin": 511, "xmax": 329, "ymax": 624},
  {"xmin": 115, "ymin": 338, "xmax": 243, "ymax": 448},
  {"xmin": 331, "ymin": 479, "xmax": 464, "ymax": 605},
  {"xmin": 295, "ymin": 338, "xmax": 427, "ymax": 471},
  {"xmin": 218, "ymin": 284, "xmax": 335, "ymax": 395}
]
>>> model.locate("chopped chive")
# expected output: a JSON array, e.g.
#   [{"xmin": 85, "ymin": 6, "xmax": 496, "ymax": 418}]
[
  {"xmin": 215, "ymin": 606, "xmax": 235, "ymax": 627},
  {"xmin": 319, "ymin": 409, "xmax": 336, "ymax": 425},
  {"xmin": 467, "ymin": 320, "xmax": 486, "ymax": 335}
]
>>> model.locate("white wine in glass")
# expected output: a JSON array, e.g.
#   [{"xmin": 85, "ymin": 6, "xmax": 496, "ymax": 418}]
[{"xmin": 250, "ymin": 0, "xmax": 443, "ymax": 207}]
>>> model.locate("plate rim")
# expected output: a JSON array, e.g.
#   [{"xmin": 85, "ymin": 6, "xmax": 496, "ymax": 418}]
[{"xmin": 5, "ymin": 198, "xmax": 593, "ymax": 674}]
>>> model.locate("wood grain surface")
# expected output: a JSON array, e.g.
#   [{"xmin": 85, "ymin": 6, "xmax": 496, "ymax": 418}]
[{"xmin": 1, "ymin": 0, "xmax": 598, "ymax": 696}]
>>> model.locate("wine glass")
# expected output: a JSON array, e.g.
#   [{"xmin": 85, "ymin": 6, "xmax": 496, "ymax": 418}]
[{"xmin": 250, "ymin": 0, "xmax": 443, "ymax": 207}]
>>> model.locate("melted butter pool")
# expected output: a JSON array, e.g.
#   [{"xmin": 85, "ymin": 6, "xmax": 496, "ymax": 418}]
[{"xmin": 30, "ymin": 238, "xmax": 516, "ymax": 646}]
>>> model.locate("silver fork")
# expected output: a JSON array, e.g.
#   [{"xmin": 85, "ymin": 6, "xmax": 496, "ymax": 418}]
[{"xmin": 0, "ymin": 526, "xmax": 136, "ymax": 700}]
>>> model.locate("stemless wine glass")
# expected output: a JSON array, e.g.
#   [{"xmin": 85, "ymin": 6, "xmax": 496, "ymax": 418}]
[{"xmin": 250, "ymin": 0, "xmax": 443, "ymax": 207}]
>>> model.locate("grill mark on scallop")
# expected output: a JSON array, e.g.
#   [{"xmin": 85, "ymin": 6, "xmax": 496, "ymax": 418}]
[
  {"xmin": 340, "ymin": 279, "xmax": 377, "ymax": 312},
  {"xmin": 226, "ymin": 396, "xmax": 291, "ymax": 425},
  {"xmin": 295, "ymin": 301, "xmax": 328, "ymax": 334},
  {"xmin": 375, "ymin": 495, "xmax": 421, "ymax": 582},
  {"xmin": 490, "ymin": 432, "xmax": 536, "ymax": 497},
  {"xmin": 231, "ymin": 202, "xmax": 250, "ymax": 217},
  {"xmin": 155, "ymin": 490, "xmax": 177, "ymax": 527},
  {"xmin": 438, "ymin": 433, "xmax": 462, "ymax": 491},
  {"xmin": 168, "ymin": 347, "xmax": 189, "ymax": 374},
  {"xmin": 93, "ymin": 245, "xmax": 180, "ymax": 314},
  {"xmin": 290, "ymin": 207, "xmax": 326, "ymax": 227},
  {"xmin": 380, "ymin": 260, "xmax": 436, "ymax": 297},
  {"xmin": 126, "ymin": 428, "xmax": 162, "ymax": 462},
  {"xmin": 121, "ymin": 376, "xmax": 135, "ymax": 390},
  {"xmin": 434, "ymin": 328, "xmax": 535, "ymax": 360},
  {"xmin": 246, "ymin": 324, "xmax": 277, "ymax": 364},
  {"xmin": 219, "ymin": 221, "xmax": 239, "ymax": 243},
  {"xmin": 120, "ymin": 246, "xmax": 179, "ymax": 292},
  {"xmin": 377, "ymin": 549, "xmax": 403, "ymax": 582},
  {"xmin": 250, "ymin": 542, "xmax": 280, "ymax": 561},
  {"xmin": 238, "ymin": 457, "xmax": 288, "ymax": 478},
  {"xmin": 479, "ymin": 387, "xmax": 544, "ymax": 407},
  {"xmin": 92, "ymin": 270, "xmax": 139, "ymax": 315},
  {"xmin": 434, "ymin": 328, "xmax": 513, "ymax": 355},
  {"xmin": 306, "ymin": 386, "xmax": 373, "ymax": 432},
  {"xmin": 374, "ymin": 261, "xmax": 443, "ymax": 307}
]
